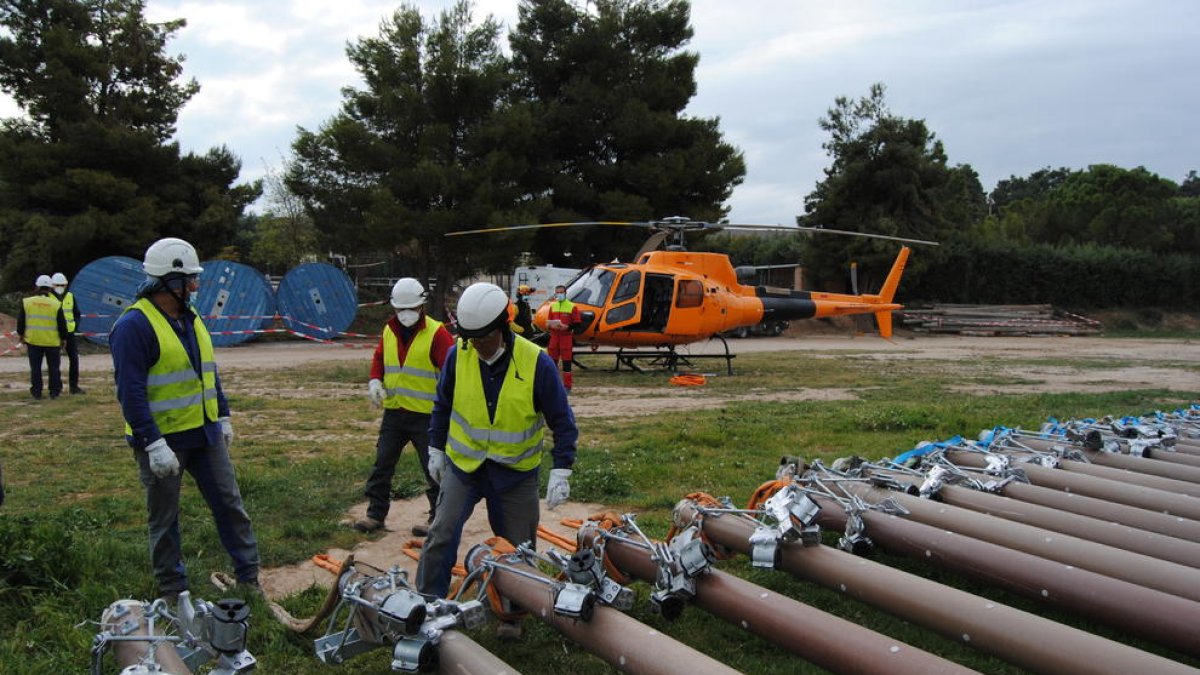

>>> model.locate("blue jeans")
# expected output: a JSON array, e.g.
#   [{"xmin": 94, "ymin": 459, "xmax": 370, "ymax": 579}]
[
  {"xmin": 415, "ymin": 466, "xmax": 539, "ymax": 598},
  {"xmin": 26, "ymin": 344, "xmax": 61, "ymax": 398},
  {"xmin": 135, "ymin": 439, "xmax": 259, "ymax": 593}
]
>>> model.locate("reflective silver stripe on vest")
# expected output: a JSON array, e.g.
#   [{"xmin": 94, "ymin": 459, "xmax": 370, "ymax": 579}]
[
  {"xmin": 385, "ymin": 386, "xmax": 438, "ymax": 401},
  {"xmin": 148, "ymin": 392, "xmax": 204, "ymax": 413},
  {"xmin": 25, "ymin": 325, "xmax": 57, "ymax": 332},
  {"xmin": 383, "ymin": 365, "xmax": 438, "ymax": 379},
  {"xmin": 202, "ymin": 361, "xmax": 217, "ymax": 373},
  {"xmin": 26, "ymin": 312, "xmax": 55, "ymax": 320},
  {"xmin": 447, "ymin": 436, "xmax": 544, "ymax": 466},
  {"xmin": 147, "ymin": 369, "xmax": 200, "ymax": 386},
  {"xmin": 450, "ymin": 410, "xmax": 544, "ymax": 444}
]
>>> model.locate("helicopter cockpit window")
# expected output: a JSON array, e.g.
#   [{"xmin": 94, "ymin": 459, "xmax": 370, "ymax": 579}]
[
  {"xmin": 611, "ymin": 270, "xmax": 641, "ymax": 304},
  {"xmin": 567, "ymin": 268, "xmax": 615, "ymax": 306},
  {"xmin": 606, "ymin": 302, "xmax": 637, "ymax": 324},
  {"xmin": 676, "ymin": 279, "xmax": 703, "ymax": 308}
]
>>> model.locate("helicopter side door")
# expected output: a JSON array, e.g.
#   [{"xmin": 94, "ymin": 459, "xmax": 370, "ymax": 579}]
[{"xmin": 598, "ymin": 269, "xmax": 644, "ymax": 332}]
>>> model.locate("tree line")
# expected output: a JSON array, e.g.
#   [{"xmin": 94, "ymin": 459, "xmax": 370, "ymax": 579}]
[{"xmin": 0, "ymin": 0, "xmax": 1194, "ymax": 311}]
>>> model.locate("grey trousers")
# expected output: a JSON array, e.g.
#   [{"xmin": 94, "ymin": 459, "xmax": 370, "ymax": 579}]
[
  {"xmin": 415, "ymin": 466, "xmax": 539, "ymax": 598},
  {"xmin": 135, "ymin": 440, "xmax": 260, "ymax": 593}
]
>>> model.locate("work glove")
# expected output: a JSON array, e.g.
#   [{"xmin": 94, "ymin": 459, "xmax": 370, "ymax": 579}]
[
  {"xmin": 427, "ymin": 448, "xmax": 447, "ymax": 485},
  {"xmin": 367, "ymin": 379, "xmax": 385, "ymax": 408},
  {"xmin": 144, "ymin": 438, "xmax": 180, "ymax": 479},
  {"xmin": 546, "ymin": 468, "xmax": 572, "ymax": 510},
  {"xmin": 218, "ymin": 416, "xmax": 234, "ymax": 449}
]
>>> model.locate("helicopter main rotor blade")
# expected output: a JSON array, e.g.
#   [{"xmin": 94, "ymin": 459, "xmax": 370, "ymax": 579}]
[
  {"xmin": 722, "ymin": 223, "xmax": 940, "ymax": 247},
  {"xmin": 446, "ymin": 221, "xmax": 655, "ymax": 237}
]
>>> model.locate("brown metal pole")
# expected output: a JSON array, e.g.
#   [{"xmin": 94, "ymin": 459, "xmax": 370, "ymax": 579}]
[
  {"xmin": 837, "ymin": 482, "xmax": 1200, "ymax": 603},
  {"xmin": 981, "ymin": 473, "xmax": 1200, "ymax": 543},
  {"xmin": 877, "ymin": 472, "xmax": 1200, "ymax": 567},
  {"xmin": 464, "ymin": 547, "xmax": 739, "ymax": 675},
  {"xmin": 945, "ymin": 449, "xmax": 1200, "ymax": 521},
  {"xmin": 810, "ymin": 494, "xmax": 1200, "ymax": 657},
  {"xmin": 101, "ymin": 599, "xmax": 192, "ymax": 674},
  {"xmin": 578, "ymin": 527, "xmax": 976, "ymax": 675},
  {"xmin": 438, "ymin": 630, "xmax": 522, "ymax": 675},
  {"xmin": 674, "ymin": 501, "xmax": 1195, "ymax": 675},
  {"xmin": 1012, "ymin": 436, "xmax": 1200, "ymax": 484}
]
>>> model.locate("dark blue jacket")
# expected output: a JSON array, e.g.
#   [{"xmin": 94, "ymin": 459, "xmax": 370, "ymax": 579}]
[
  {"xmin": 110, "ymin": 299, "xmax": 229, "ymax": 451},
  {"xmin": 429, "ymin": 330, "xmax": 577, "ymax": 491}
]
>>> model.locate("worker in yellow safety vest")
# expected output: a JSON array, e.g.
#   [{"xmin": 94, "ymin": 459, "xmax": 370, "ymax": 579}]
[
  {"xmin": 416, "ymin": 282, "xmax": 578, "ymax": 611},
  {"xmin": 353, "ymin": 278, "xmax": 455, "ymax": 536},
  {"xmin": 50, "ymin": 272, "xmax": 84, "ymax": 394},
  {"xmin": 17, "ymin": 275, "xmax": 67, "ymax": 399},
  {"xmin": 109, "ymin": 237, "xmax": 261, "ymax": 603}
]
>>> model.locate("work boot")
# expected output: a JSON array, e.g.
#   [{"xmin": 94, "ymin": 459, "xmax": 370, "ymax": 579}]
[
  {"xmin": 353, "ymin": 517, "xmax": 384, "ymax": 533},
  {"xmin": 562, "ymin": 371, "xmax": 573, "ymax": 391},
  {"xmin": 70, "ymin": 387, "xmax": 85, "ymax": 395},
  {"xmin": 158, "ymin": 590, "xmax": 182, "ymax": 607},
  {"xmin": 411, "ymin": 511, "xmax": 434, "ymax": 537},
  {"xmin": 239, "ymin": 579, "xmax": 265, "ymax": 599}
]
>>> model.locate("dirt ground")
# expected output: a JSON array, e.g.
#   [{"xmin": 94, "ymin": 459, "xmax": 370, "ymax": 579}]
[{"xmin": 3, "ymin": 329, "xmax": 1196, "ymax": 599}]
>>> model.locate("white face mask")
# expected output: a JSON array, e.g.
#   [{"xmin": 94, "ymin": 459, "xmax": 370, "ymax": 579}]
[
  {"xmin": 480, "ymin": 345, "xmax": 506, "ymax": 366},
  {"xmin": 396, "ymin": 309, "xmax": 421, "ymax": 327}
]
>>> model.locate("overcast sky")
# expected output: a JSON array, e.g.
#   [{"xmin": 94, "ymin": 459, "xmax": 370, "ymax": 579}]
[{"xmin": 4, "ymin": 0, "xmax": 1197, "ymax": 224}]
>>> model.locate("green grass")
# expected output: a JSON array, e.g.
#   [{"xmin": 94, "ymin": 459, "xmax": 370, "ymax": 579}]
[{"xmin": 1, "ymin": 341, "xmax": 1197, "ymax": 673}]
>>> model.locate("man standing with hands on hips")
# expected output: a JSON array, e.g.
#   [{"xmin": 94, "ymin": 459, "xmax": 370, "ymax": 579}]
[
  {"xmin": 416, "ymin": 282, "xmax": 577, "ymax": 602},
  {"xmin": 355, "ymin": 278, "xmax": 454, "ymax": 536}
]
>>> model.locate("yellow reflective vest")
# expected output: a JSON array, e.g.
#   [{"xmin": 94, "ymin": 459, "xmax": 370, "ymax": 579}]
[
  {"xmin": 447, "ymin": 334, "xmax": 544, "ymax": 473},
  {"xmin": 123, "ymin": 298, "xmax": 219, "ymax": 436},
  {"xmin": 382, "ymin": 318, "xmax": 443, "ymax": 413},
  {"xmin": 59, "ymin": 291, "xmax": 76, "ymax": 333},
  {"xmin": 21, "ymin": 294, "xmax": 62, "ymax": 347}
]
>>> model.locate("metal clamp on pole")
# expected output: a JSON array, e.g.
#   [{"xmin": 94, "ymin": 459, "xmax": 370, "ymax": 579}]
[
  {"xmin": 837, "ymin": 510, "xmax": 873, "ymax": 556},
  {"xmin": 547, "ymin": 546, "xmax": 635, "ymax": 611},
  {"xmin": 313, "ymin": 562, "xmax": 484, "ymax": 671},
  {"xmin": 90, "ymin": 594, "xmax": 257, "ymax": 675},
  {"xmin": 483, "ymin": 546, "xmax": 600, "ymax": 623}
]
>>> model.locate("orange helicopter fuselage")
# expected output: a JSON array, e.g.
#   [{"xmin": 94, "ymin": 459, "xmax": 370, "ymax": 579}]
[{"xmin": 532, "ymin": 247, "xmax": 908, "ymax": 348}]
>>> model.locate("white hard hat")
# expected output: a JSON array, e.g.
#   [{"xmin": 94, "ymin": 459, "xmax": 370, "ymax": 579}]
[
  {"xmin": 390, "ymin": 278, "xmax": 426, "ymax": 309},
  {"xmin": 35, "ymin": 274, "xmax": 53, "ymax": 288},
  {"xmin": 143, "ymin": 237, "xmax": 204, "ymax": 277},
  {"xmin": 50, "ymin": 272, "xmax": 68, "ymax": 286},
  {"xmin": 456, "ymin": 282, "xmax": 510, "ymax": 337}
]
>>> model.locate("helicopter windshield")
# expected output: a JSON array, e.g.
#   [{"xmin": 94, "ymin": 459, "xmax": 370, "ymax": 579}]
[{"xmin": 566, "ymin": 268, "xmax": 615, "ymax": 306}]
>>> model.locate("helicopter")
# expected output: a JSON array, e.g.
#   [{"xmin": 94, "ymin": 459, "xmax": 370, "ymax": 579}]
[{"xmin": 448, "ymin": 216, "xmax": 935, "ymax": 371}]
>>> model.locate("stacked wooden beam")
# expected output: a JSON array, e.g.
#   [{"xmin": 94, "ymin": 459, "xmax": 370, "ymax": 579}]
[{"xmin": 896, "ymin": 304, "xmax": 1102, "ymax": 336}]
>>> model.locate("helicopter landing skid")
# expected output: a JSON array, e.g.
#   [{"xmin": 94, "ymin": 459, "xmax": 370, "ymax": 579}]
[{"xmin": 578, "ymin": 337, "xmax": 736, "ymax": 375}]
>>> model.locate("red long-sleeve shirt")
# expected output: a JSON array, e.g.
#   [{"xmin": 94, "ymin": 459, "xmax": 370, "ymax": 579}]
[{"xmin": 369, "ymin": 314, "xmax": 455, "ymax": 381}]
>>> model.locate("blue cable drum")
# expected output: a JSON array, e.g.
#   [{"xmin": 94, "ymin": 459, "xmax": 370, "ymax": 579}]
[
  {"xmin": 70, "ymin": 256, "xmax": 146, "ymax": 346},
  {"xmin": 276, "ymin": 262, "xmax": 357, "ymax": 340},
  {"xmin": 196, "ymin": 260, "xmax": 277, "ymax": 347}
]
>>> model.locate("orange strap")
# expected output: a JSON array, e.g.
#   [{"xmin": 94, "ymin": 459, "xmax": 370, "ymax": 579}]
[
  {"xmin": 746, "ymin": 479, "xmax": 791, "ymax": 510},
  {"xmin": 536, "ymin": 525, "xmax": 578, "ymax": 553},
  {"xmin": 669, "ymin": 373, "xmax": 706, "ymax": 386},
  {"xmin": 477, "ymin": 536, "xmax": 528, "ymax": 622},
  {"xmin": 311, "ymin": 553, "xmax": 344, "ymax": 575}
]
